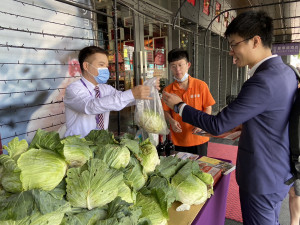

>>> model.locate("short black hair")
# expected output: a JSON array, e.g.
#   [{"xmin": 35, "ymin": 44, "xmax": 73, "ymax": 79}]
[
  {"xmin": 224, "ymin": 10, "xmax": 273, "ymax": 48},
  {"xmin": 168, "ymin": 48, "xmax": 189, "ymax": 63},
  {"xmin": 78, "ymin": 46, "xmax": 108, "ymax": 72}
]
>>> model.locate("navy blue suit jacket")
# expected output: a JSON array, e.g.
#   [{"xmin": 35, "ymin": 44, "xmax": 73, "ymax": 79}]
[{"xmin": 183, "ymin": 56, "xmax": 298, "ymax": 194}]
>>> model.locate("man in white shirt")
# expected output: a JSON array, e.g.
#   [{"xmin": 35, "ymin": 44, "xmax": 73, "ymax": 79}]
[{"xmin": 64, "ymin": 46, "xmax": 157, "ymax": 137}]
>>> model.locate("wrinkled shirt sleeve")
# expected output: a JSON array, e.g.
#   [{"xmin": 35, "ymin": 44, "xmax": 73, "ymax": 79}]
[{"xmin": 64, "ymin": 82, "xmax": 135, "ymax": 115}]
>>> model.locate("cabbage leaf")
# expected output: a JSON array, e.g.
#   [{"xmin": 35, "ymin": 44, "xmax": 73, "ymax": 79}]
[
  {"xmin": 136, "ymin": 192, "xmax": 168, "ymax": 225},
  {"xmin": 94, "ymin": 197, "xmax": 143, "ymax": 225},
  {"xmin": 123, "ymin": 157, "xmax": 147, "ymax": 191},
  {"xmin": 61, "ymin": 207, "xmax": 107, "ymax": 225},
  {"xmin": 154, "ymin": 156, "xmax": 188, "ymax": 180},
  {"xmin": 66, "ymin": 159, "xmax": 123, "ymax": 210},
  {"xmin": 0, "ymin": 137, "xmax": 28, "ymax": 193},
  {"xmin": 0, "ymin": 189, "xmax": 70, "ymax": 223},
  {"xmin": 0, "ymin": 154, "xmax": 23, "ymax": 193},
  {"xmin": 85, "ymin": 130, "xmax": 117, "ymax": 146},
  {"xmin": 29, "ymin": 129, "xmax": 63, "ymax": 153},
  {"xmin": 3, "ymin": 137, "xmax": 28, "ymax": 160}
]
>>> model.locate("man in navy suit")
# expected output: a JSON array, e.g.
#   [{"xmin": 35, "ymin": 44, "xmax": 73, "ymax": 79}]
[{"xmin": 163, "ymin": 10, "xmax": 298, "ymax": 225}]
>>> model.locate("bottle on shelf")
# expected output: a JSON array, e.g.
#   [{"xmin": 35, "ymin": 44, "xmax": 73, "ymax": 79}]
[
  {"xmin": 156, "ymin": 134, "xmax": 166, "ymax": 156},
  {"xmin": 164, "ymin": 133, "xmax": 174, "ymax": 156}
]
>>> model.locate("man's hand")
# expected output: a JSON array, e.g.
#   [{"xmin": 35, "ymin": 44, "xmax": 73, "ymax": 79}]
[
  {"xmin": 170, "ymin": 119, "xmax": 182, "ymax": 133},
  {"xmin": 162, "ymin": 91, "xmax": 182, "ymax": 110},
  {"xmin": 131, "ymin": 85, "xmax": 151, "ymax": 100},
  {"xmin": 192, "ymin": 127, "xmax": 202, "ymax": 134},
  {"xmin": 131, "ymin": 77, "xmax": 160, "ymax": 100},
  {"xmin": 155, "ymin": 77, "xmax": 160, "ymax": 91}
]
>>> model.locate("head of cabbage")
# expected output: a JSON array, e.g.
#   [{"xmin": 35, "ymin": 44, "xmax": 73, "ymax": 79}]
[
  {"xmin": 60, "ymin": 135, "xmax": 93, "ymax": 168},
  {"xmin": 94, "ymin": 143, "xmax": 130, "ymax": 169},
  {"xmin": 17, "ymin": 148, "xmax": 68, "ymax": 191},
  {"xmin": 138, "ymin": 110, "xmax": 168, "ymax": 134},
  {"xmin": 138, "ymin": 139, "xmax": 160, "ymax": 174},
  {"xmin": 170, "ymin": 161, "xmax": 209, "ymax": 210}
]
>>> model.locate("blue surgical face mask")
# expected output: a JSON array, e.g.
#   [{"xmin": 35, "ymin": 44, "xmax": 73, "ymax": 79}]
[
  {"xmin": 88, "ymin": 64, "xmax": 110, "ymax": 84},
  {"xmin": 94, "ymin": 68, "xmax": 110, "ymax": 84},
  {"xmin": 174, "ymin": 72, "xmax": 189, "ymax": 83}
]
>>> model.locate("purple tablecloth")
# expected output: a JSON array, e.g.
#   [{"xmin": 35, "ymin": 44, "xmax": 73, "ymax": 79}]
[{"xmin": 192, "ymin": 159, "xmax": 231, "ymax": 225}]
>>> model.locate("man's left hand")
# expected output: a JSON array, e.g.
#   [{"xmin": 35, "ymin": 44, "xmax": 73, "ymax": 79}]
[{"xmin": 162, "ymin": 91, "xmax": 182, "ymax": 110}]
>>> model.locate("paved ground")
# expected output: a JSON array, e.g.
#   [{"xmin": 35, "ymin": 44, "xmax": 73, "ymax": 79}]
[
  {"xmin": 224, "ymin": 184, "xmax": 290, "ymax": 225},
  {"xmin": 211, "ymin": 137, "xmax": 290, "ymax": 225}
]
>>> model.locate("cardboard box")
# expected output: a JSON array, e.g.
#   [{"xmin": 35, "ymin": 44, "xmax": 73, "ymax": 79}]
[{"xmin": 168, "ymin": 201, "xmax": 205, "ymax": 225}]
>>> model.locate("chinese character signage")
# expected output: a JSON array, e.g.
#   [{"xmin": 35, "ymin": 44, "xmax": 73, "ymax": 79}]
[
  {"xmin": 188, "ymin": 0, "xmax": 196, "ymax": 6},
  {"xmin": 224, "ymin": 11, "xmax": 229, "ymax": 27},
  {"xmin": 203, "ymin": 0, "xmax": 210, "ymax": 16},
  {"xmin": 272, "ymin": 43, "xmax": 300, "ymax": 56},
  {"xmin": 215, "ymin": 2, "xmax": 221, "ymax": 22}
]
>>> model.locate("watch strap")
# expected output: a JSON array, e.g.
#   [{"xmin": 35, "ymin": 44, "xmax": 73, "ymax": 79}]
[{"xmin": 174, "ymin": 101, "xmax": 184, "ymax": 113}]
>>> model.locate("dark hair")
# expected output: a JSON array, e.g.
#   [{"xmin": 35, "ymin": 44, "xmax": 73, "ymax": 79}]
[
  {"xmin": 168, "ymin": 48, "xmax": 189, "ymax": 63},
  {"xmin": 78, "ymin": 46, "xmax": 109, "ymax": 71},
  {"xmin": 224, "ymin": 10, "xmax": 273, "ymax": 48}
]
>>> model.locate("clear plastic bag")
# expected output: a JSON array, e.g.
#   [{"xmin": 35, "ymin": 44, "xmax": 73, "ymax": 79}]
[{"xmin": 135, "ymin": 77, "xmax": 169, "ymax": 136}]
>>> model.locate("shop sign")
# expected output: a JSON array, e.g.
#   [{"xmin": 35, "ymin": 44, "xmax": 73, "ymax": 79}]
[
  {"xmin": 272, "ymin": 43, "xmax": 300, "ymax": 56},
  {"xmin": 203, "ymin": 0, "xmax": 210, "ymax": 16},
  {"xmin": 187, "ymin": 0, "xmax": 195, "ymax": 6},
  {"xmin": 224, "ymin": 11, "xmax": 229, "ymax": 27},
  {"xmin": 215, "ymin": 2, "xmax": 221, "ymax": 22}
]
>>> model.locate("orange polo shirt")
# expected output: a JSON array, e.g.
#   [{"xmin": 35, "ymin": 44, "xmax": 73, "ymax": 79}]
[{"xmin": 162, "ymin": 76, "xmax": 215, "ymax": 147}]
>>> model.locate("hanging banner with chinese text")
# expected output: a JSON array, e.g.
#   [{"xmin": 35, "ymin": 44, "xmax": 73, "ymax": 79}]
[{"xmin": 187, "ymin": 0, "xmax": 195, "ymax": 6}]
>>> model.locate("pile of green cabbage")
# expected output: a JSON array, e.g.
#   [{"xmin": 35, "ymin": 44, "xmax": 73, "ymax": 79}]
[{"xmin": 0, "ymin": 129, "xmax": 213, "ymax": 225}]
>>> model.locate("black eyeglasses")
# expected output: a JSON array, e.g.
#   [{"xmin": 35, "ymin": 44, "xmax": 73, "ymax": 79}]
[{"xmin": 229, "ymin": 37, "xmax": 254, "ymax": 51}]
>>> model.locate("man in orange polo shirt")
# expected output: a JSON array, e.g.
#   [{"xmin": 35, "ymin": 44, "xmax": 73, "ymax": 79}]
[{"xmin": 162, "ymin": 48, "xmax": 215, "ymax": 156}]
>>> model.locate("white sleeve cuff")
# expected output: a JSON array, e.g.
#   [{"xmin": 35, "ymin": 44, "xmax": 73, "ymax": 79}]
[{"xmin": 179, "ymin": 103, "xmax": 187, "ymax": 117}]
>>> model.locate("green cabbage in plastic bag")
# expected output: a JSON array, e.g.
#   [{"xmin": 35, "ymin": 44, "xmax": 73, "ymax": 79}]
[{"xmin": 138, "ymin": 110, "xmax": 166, "ymax": 134}]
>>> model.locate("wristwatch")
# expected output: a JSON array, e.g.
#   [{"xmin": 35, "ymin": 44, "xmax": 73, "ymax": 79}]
[{"xmin": 174, "ymin": 102, "xmax": 184, "ymax": 114}]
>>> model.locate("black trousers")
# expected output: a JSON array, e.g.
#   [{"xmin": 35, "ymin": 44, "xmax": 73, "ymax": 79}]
[{"xmin": 174, "ymin": 142, "xmax": 208, "ymax": 157}]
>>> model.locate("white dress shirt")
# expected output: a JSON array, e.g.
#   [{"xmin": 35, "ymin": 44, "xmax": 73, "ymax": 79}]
[
  {"xmin": 247, "ymin": 54, "xmax": 278, "ymax": 77},
  {"xmin": 64, "ymin": 77, "xmax": 135, "ymax": 137}
]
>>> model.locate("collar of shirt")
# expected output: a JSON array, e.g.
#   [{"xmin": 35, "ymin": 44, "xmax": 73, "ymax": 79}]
[
  {"xmin": 248, "ymin": 54, "xmax": 278, "ymax": 77},
  {"xmin": 81, "ymin": 76, "xmax": 97, "ymax": 95},
  {"xmin": 172, "ymin": 75, "xmax": 193, "ymax": 91}
]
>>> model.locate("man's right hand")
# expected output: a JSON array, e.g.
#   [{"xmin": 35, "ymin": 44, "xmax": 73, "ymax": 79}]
[
  {"xmin": 170, "ymin": 120, "xmax": 182, "ymax": 133},
  {"xmin": 131, "ymin": 85, "xmax": 151, "ymax": 100}
]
